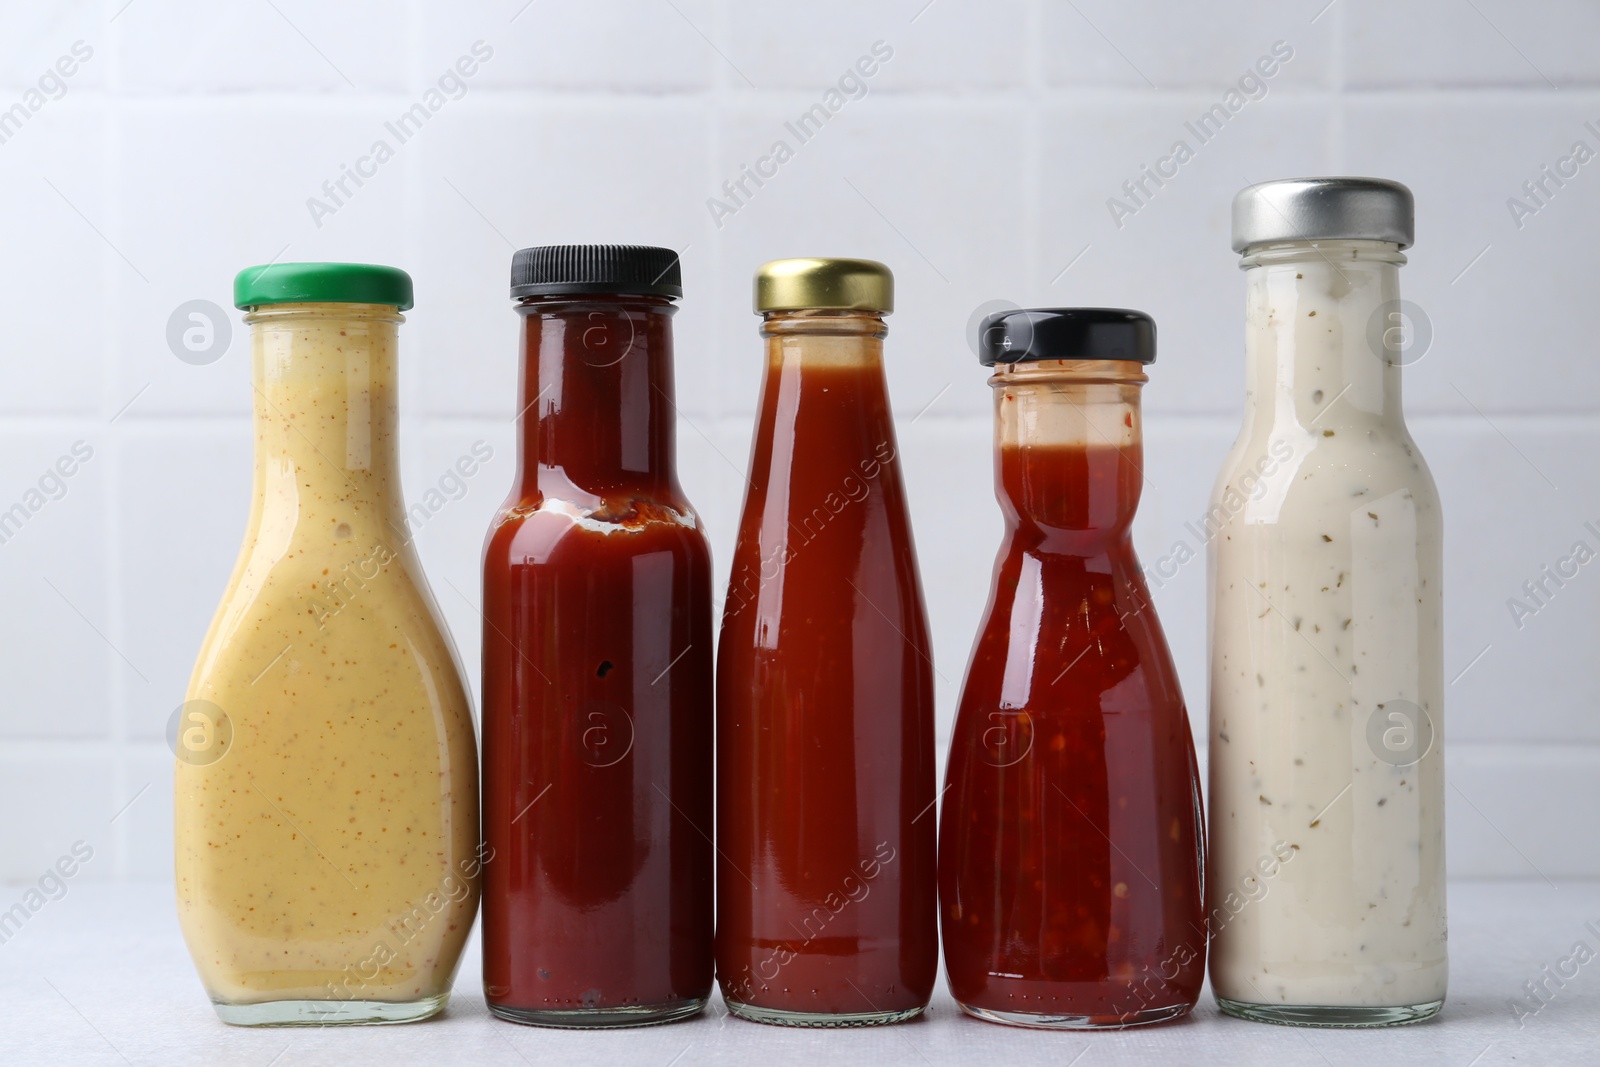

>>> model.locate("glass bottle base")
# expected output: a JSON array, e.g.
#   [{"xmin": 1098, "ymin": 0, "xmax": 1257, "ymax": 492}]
[
  {"xmin": 213, "ymin": 994, "xmax": 449, "ymax": 1027},
  {"xmin": 1216, "ymin": 997, "xmax": 1444, "ymax": 1028},
  {"xmin": 488, "ymin": 997, "xmax": 707, "ymax": 1029},
  {"xmin": 958, "ymin": 1000, "xmax": 1191, "ymax": 1030},
  {"xmin": 725, "ymin": 1000, "xmax": 925, "ymax": 1028}
]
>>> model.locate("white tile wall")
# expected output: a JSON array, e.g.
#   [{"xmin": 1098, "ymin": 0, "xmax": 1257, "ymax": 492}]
[
  {"xmin": 1343, "ymin": 0, "xmax": 1600, "ymax": 89},
  {"xmin": 0, "ymin": 0, "xmax": 1593, "ymax": 885}
]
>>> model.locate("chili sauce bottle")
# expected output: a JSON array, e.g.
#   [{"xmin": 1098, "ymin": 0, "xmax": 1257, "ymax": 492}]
[
  {"xmin": 938, "ymin": 309, "xmax": 1205, "ymax": 1028},
  {"xmin": 1208, "ymin": 179, "xmax": 1447, "ymax": 1027},
  {"xmin": 715, "ymin": 258, "xmax": 938, "ymax": 1026},
  {"xmin": 481, "ymin": 245, "xmax": 714, "ymax": 1027}
]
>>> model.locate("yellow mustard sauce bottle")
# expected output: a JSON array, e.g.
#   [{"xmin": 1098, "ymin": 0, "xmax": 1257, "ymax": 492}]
[{"xmin": 175, "ymin": 263, "xmax": 481, "ymax": 1026}]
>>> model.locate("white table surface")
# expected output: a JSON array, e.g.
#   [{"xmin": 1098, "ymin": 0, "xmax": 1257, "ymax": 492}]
[{"xmin": 1, "ymin": 881, "xmax": 1596, "ymax": 1066}]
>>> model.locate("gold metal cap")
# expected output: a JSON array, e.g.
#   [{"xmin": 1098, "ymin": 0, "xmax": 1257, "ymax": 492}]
[{"xmin": 753, "ymin": 258, "xmax": 893, "ymax": 314}]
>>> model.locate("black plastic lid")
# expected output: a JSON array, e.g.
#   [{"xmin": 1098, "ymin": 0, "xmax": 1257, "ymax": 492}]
[
  {"xmin": 510, "ymin": 244, "xmax": 682, "ymax": 300},
  {"xmin": 978, "ymin": 307, "xmax": 1156, "ymax": 366}
]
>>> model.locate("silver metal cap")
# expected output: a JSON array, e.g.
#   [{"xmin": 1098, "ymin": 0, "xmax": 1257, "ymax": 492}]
[{"xmin": 1231, "ymin": 177, "xmax": 1414, "ymax": 253}]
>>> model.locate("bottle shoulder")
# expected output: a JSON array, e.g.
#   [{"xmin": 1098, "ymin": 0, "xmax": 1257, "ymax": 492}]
[
  {"xmin": 191, "ymin": 538, "xmax": 471, "ymax": 710},
  {"xmin": 1212, "ymin": 420, "xmax": 1442, "ymax": 525},
  {"xmin": 487, "ymin": 494, "xmax": 710, "ymax": 566},
  {"xmin": 957, "ymin": 543, "xmax": 1180, "ymax": 695}
]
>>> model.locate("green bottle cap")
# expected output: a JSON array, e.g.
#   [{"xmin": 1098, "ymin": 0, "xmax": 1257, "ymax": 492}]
[{"xmin": 233, "ymin": 262, "xmax": 414, "ymax": 310}]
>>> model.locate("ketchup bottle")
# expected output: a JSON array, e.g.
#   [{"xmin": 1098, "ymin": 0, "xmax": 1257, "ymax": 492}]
[
  {"xmin": 938, "ymin": 309, "xmax": 1205, "ymax": 1029},
  {"xmin": 481, "ymin": 245, "xmax": 714, "ymax": 1027},
  {"xmin": 716, "ymin": 258, "xmax": 938, "ymax": 1027}
]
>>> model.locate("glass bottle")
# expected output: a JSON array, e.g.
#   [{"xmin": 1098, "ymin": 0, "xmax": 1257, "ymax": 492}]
[
  {"xmin": 481, "ymin": 246, "xmax": 714, "ymax": 1027},
  {"xmin": 176, "ymin": 263, "xmax": 480, "ymax": 1026},
  {"xmin": 939, "ymin": 309, "xmax": 1206, "ymax": 1029},
  {"xmin": 716, "ymin": 258, "xmax": 938, "ymax": 1027},
  {"xmin": 1207, "ymin": 178, "xmax": 1447, "ymax": 1026}
]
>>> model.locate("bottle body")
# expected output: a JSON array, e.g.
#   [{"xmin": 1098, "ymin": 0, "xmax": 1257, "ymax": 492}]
[
  {"xmin": 715, "ymin": 310, "xmax": 938, "ymax": 1026},
  {"xmin": 481, "ymin": 295, "xmax": 714, "ymax": 1027},
  {"xmin": 1207, "ymin": 241, "xmax": 1447, "ymax": 1025},
  {"xmin": 940, "ymin": 359, "xmax": 1205, "ymax": 1028},
  {"xmin": 176, "ymin": 302, "xmax": 480, "ymax": 1026}
]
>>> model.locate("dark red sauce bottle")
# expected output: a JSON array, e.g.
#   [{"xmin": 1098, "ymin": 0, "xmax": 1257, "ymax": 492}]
[
  {"xmin": 715, "ymin": 258, "xmax": 938, "ymax": 1027},
  {"xmin": 938, "ymin": 308, "xmax": 1205, "ymax": 1029},
  {"xmin": 481, "ymin": 245, "xmax": 713, "ymax": 1028}
]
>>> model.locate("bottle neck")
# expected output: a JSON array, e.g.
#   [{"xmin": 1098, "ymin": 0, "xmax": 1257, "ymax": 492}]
[
  {"xmin": 991, "ymin": 360, "xmax": 1145, "ymax": 550},
  {"xmin": 759, "ymin": 307, "xmax": 888, "ymax": 358},
  {"xmin": 755, "ymin": 307, "xmax": 894, "ymax": 470},
  {"xmin": 515, "ymin": 294, "xmax": 680, "ymax": 502},
  {"xmin": 247, "ymin": 302, "xmax": 406, "ymax": 530},
  {"xmin": 1240, "ymin": 239, "xmax": 1408, "ymax": 429}
]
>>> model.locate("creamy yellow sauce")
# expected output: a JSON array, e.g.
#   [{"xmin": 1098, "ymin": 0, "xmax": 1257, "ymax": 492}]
[{"xmin": 176, "ymin": 303, "xmax": 479, "ymax": 1012}]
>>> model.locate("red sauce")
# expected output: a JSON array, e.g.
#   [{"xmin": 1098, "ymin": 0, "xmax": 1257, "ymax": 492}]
[
  {"xmin": 716, "ymin": 337, "xmax": 938, "ymax": 1023},
  {"xmin": 481, "ymin": 294, "xmax": 714, "ymax": 1023},
  {"xmin": 938, "ymin": 439, "xmax": 1205, "ymax": 1025}
]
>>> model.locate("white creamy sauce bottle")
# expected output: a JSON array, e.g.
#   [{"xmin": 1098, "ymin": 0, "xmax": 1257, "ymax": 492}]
[{"xmin": 1206, "ymin": 178, "xmax": 1447, "ymax": 1027}]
